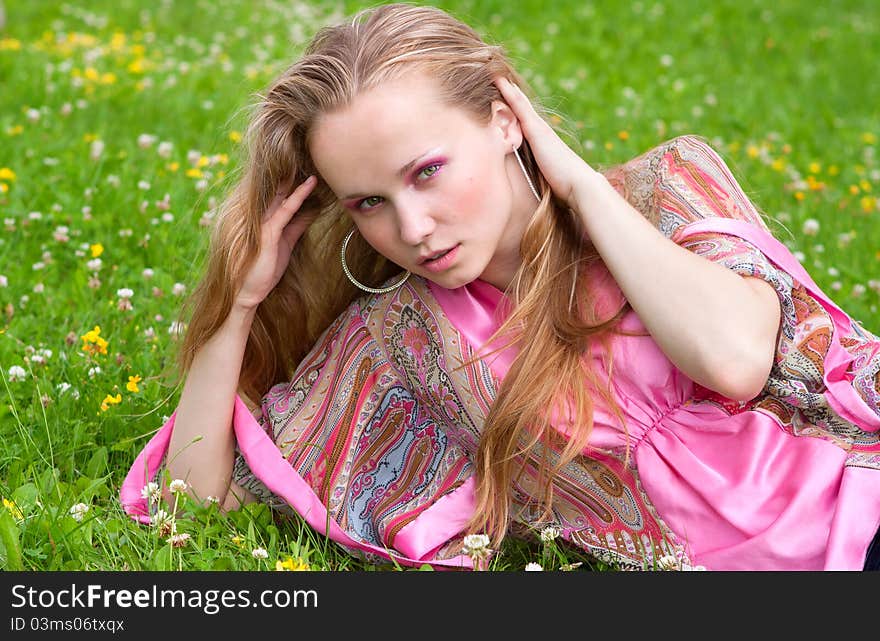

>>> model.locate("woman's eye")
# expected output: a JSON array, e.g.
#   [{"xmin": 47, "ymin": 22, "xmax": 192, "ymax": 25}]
[
  {"xmin": 358, "ymin": 196, "xmax": 383, "ymax": 210},
  {"xmin": 418, "ymin": 163, "xmax": 441, "ymax": 179}
]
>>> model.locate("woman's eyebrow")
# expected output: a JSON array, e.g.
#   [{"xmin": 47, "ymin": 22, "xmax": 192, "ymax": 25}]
[{"xmin": 339, "ymin": 147, "xmax": 442, "ymax": 200}]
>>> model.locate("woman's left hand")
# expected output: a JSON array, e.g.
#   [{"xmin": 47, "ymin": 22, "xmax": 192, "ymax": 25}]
[{"xmin": 494, "ymin": 76, "xmax": 604, "ymax": 212}]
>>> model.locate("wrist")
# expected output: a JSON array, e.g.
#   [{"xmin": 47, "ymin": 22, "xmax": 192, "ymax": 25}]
[{"xmin": 570, "ymin": 169, "xmax": 618, "ymax": 221}]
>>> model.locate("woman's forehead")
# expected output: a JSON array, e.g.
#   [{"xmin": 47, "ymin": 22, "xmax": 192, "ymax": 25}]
[{"xmin": 308, "ymin": 75, "xmax": 487, "ymax": 188}]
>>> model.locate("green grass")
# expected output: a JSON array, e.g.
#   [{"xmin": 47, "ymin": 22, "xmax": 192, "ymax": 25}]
[{"xmin": 0, "ymin": 0, "xmax": 877, "ymax": 571}]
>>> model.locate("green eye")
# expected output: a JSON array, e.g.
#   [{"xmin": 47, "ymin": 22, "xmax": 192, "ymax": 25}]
[
  {"xmin": 358, "ymin": 196, "xmax": 383, "ymax": 210},
  {"xmin": 419, "ymin": 164, "xmax": 441, "ymax": 179}
]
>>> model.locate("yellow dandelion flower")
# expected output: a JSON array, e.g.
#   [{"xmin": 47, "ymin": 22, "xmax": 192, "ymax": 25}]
[
  {"xmin": 828, "ymin": 165, "xmax": 839, "ymax": 176},
  {"xmin": 771, "ymin": 158, "xmax": 786, "ymax": 172},
  {"xmin": 0, "ymin": 38, "xmax": 22, "ymax": 51},
  {"xmin": 84, "ymin": 67, "xmax": 100, "ymax": 81},
  {"xmin": 2, "ymin": 497, "xmax": 23, "ymax": 521},
  {"xmin": 80, "ymin": 325, "xmax": 109, "ymax": 356},
  {"xmin": 215, "ymin": 153, "xmax": 229, "ymax": 165},
  {"xmin": 100, "ymin": 393, "xmax": 122, "ymax": 412},
  {"xmin": 862, "ymin": 132, "xmax": 877, "ymax": 145},
  {"xmin": 167, "ymin": 162, "xmax": 180, "ymax": 172},
  {"xmin": 617, "ymin": 130, "xmax": 629, "ymax": 141},
  {"xmin": 229, "ymin": 131, "xmax": 242, "ymax": 143},
  {"xmin": 604, "ymin": 141, "xmax": 613, "ymax": 151},
  {"xmin": 0, "ymin": 184, "xmax": 7, "ymax": 194},
  {"xmin": 90, "ymin": 243, "xmax": 104, "ymax": 258},
  {"xmin": 185, "ymin": 168, "xmax": 203, "ymax": 178},
  {"xmin": 861, "ymin": 196, "xmax": 876, "ymax": 213},
  {"xmin": 859, "ymin": 179, "xmax": 871, "ymax": 192},
  {"xmin": 197, "ymin": 155, "xmax": 210, "ymax": 168},
  {"xmin": 808, "ymin": 162, "xmax": 821, "ymax": 174},
  {"xmin": 231, "ymin": 535, "xmax": 244, "ymax": 546},
  {"xmin": 7, "ymin": 125, "xmax": 24, "ymax": 136},
  {"xmin": 275, "ymin": 557, "xmax": 310, "ymax": 571},
  {"xmin": 0, "ymin": 168, "xmax": 16, "ymax": 181},
  {"xmin": 100, "ymin": 72, "xmax": 117, "ymax": 85},
  {"xmin": 746, "ymin": 145, "xmax": 759, "ymax": 159},
  {"xmin": 126, "ymin": 375, "xmax": 141, "ymax": 393},
  {"xmin": 128, "ymin": 58, "xmax": 146, "ymax": 74},
  {"xmin": 850, "ymin": 185, "xmax": 861, "ymax": 195},
  {"xmin": 110, "ymin": 32, "xmax": 126, "ymax": 51},
  {"xmin": 794, "ymin": 191, "xmax": 805, "ymax": 201}
]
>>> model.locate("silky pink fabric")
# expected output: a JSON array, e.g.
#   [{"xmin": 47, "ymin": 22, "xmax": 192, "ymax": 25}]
[
  {"xmin": 120, "ymin": 395, "xmax": 475, "ymax": 570},
  {"xmin": 430, "ymin": 218, "xmax": 880, "ymax": 570}
]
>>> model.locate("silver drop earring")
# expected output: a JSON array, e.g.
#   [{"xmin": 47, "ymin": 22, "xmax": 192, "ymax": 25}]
[
  {"xmin": 513, "ymin": 146, "xmax": 541, "ymax": 202},
  {"xmin": 340, "ymin": 228, "xmax": 411, "ymax": 294}
]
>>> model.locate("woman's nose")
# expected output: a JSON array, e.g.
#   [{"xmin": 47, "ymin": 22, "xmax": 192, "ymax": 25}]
[{"xmin": 396, "ymin": 195, "xmax": 436, "ymax": 245}]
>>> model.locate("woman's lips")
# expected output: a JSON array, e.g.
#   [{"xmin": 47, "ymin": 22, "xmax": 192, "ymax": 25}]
[{"xmin": 421, "ymin": 244, "xmax": 460, "ymax": 273}]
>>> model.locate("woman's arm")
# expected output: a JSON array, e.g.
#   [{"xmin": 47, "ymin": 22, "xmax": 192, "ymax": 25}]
[
  {"xmin": 496, "ymin": 78, "xmax": 780, "ymax": 401},
  {"xmin": 165, "ymin": 176, "xmax": 317, "ymax": 509},
  {"xmin": 572, "ymin": 171, "xmax": 780, "ymax": 401},
  {"xmin": 166, "ymin": 302, "xmax": 259, "ymax": 509}
]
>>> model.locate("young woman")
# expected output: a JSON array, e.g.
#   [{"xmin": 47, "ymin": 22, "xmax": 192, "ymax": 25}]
[{"xmin": 121, "ymin": 3, "xmax": 880, "ymax": 570}]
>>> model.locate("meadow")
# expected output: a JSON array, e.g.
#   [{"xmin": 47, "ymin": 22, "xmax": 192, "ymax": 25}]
[{"xmin": 1, "ymin": 0, "xmax": 878, "ymax": 571}]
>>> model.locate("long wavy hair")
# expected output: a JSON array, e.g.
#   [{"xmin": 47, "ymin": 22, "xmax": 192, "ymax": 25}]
[{"xmin": 172, "ymin": 3, "xmax": 646, "ymax": 546}]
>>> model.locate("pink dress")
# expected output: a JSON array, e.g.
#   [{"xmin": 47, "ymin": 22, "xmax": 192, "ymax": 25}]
[{"xmin": 120, "ymin": 136, "xmax": 880, "ymax": 570}]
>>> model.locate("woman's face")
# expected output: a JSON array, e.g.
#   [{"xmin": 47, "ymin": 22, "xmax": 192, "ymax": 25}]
[{"xmin": 308, "ymin": 72, "xmax": 535, "ymax": 291}]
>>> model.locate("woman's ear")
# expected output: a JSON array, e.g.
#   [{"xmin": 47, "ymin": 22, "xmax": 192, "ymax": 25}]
[{"xmin": 489, "ymin": 99, "xmax": 523, "ymax": 151}]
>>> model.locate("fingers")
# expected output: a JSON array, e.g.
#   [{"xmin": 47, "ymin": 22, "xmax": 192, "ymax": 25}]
[{"xmin": 268, "ymin": 175, "xmax": 317, "ymax": 227}]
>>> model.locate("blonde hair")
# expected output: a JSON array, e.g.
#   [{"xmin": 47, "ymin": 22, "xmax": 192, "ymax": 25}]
[{"xmin": 173, "ymin": 3, "xmax": 638, "ymax": 547}]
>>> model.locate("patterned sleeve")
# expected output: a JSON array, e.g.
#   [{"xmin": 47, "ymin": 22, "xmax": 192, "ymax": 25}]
[
  {"xmin": 608, "ymin": 135, "xmax": 798, "ymax": 362},
  {"xmin": 228, "ymin": 300, "xmax": 474, "ymax": 566}
]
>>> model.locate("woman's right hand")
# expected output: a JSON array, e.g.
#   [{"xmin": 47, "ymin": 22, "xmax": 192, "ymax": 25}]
[{"xmin": 234, "ymin": 175, "xmax": 318, "ymax": 310}]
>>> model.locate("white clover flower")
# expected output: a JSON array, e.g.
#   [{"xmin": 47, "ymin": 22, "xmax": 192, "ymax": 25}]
[
  {"xmin": 32, "ymin": 262, "xmax": 45, "ymax": 271},
  {"xmin": 7, "ymin": 365, "xmax": 27, "ymax": 382},
  {"xmin": 524, "ymin": 562, "xmax": 543, "ymax": 571},
  {"xmin": 57, "ymin": 382, "xmax": 72, "ymax": 394},
  {"xmin": 60, "ymin": 102, "xmax": 73, "ymax": 116},
  {"xmin": 462, "ymin": 533, "xmax": 491, "ymax": 561},
  {"xmin": 116, "ymin": 287, "xmax": 134, "ymax": 299},
  {"xmin": 142, "ymin": 268, "xmax": 155, "ymax": 279},
  {"xmin": 33, "ymin": 283, "xmax": 44, "ymax": 294},
  {"xmin": 26, "ymin": 108, "xmax": 41, "ymax": 122},
  {"xmin": 828, "ymin": 267, "xmax": 840, "ymax": 277},
  {"xmin": 0, "ymin": 275, "xmax": 7, "ymax": 287},
  {"xmin": 161, "ymin": 212, "xmax": 174, "ymax": 223},
  {"xmin": 141, "ymin": 482, "xmax": 161, "ymax": 503},
  {"xmin": 252, "ymin": 547, "xmax": 269, "ymax": 559},
  {"xmin": 86, "ymin": 258, "xmax": 102, "ymax": 272},
  {"xmin": 205, "ymin": 495, "xmax": 219, "ymax": 505},
  {"xmin": 802, "ymin": 218, "xmax": 820, "ymax": 236},
  {"xmin": 168, "ymin": 532, "xmax": 190, "ymax": 548},
  {"xmin": 157, "ymin": 141, "xmax": 173, "ymax": 158},
  {"xmin": 656, "ymin": 554, "xmax": 679, "ymax": 571},
  {"xmin": 151, "ymin": 509, "xmax": 171, "ymax": 528},
  {"xmin": 106, "ymin": 174, "xmax": 121, "ymax": 187},
  {"xmin": 69, "ymin": 502, "xmax": 89, "ymax": 522},
  {"xmin": 137, "ymin": 180, "xmax": 151, "ymax": 191},
  {"xmin": 186, "ymin": 149, "xmax": 202, "ymax": 165},
  {"xmin": 89, "ymin": 140, "xmax": 104, "ymax": 161},
  {"xmin": 852, "ymin": 284, "xmax": 866, "ymax": 298},
  {"xmin": 171, "ymin": 282, "xmax": 186, "ymax": 296},
  {"xmin": 169, "ymin": 479, "xmax": 188, "ymax": 494},
  {"xmin": 137, "ymin": 133, "xmax": 157, "ymax": 149},
  {"xmin": 87, "ymin": 366, "xmax": 102, "ymax": 378},
  {"xmin": 539, "ymin": 525, "xmax": 561, "ymax": 543}
]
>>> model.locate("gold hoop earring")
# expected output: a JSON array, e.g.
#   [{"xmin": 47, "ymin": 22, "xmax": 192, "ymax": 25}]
[{"xmin": 340, "ymin": 228, "xmax": 411, "ymax": 294}]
